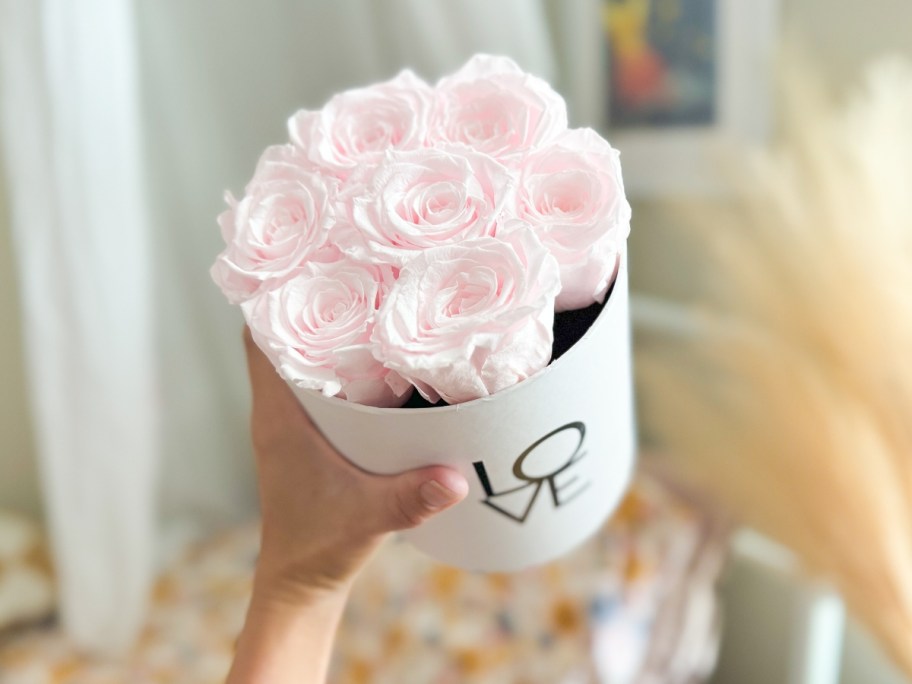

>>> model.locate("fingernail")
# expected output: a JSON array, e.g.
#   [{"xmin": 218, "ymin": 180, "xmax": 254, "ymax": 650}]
[{"xmin": 420, "ymin": 480, "xmax": 461, "ymax": 510}]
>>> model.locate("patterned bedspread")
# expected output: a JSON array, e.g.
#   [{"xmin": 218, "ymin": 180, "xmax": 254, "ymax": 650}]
[{"xmin": 0, "ymin": 474, "xmax": 727, "ymax": 684}]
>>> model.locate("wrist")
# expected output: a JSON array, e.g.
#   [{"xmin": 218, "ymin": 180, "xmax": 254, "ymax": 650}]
[
  {"xmin": 245, "ymin": 583, "xmax": 348, "ymax": 635},
  {"xmin": 251, "ymin": 556, "xmax": 354, "ymax": 614},
  {"xmin": 228, "ymin": 569, "xmax": 349, "ymax": 684}
]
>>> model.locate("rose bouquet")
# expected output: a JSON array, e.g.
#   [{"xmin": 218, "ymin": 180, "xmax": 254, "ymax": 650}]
[
  {"xmin": 211, "ymin": 55, "xmax": 630, "ymax": 408},
  {"xmin": 211, "ymin": 55, "xmax": 634, "ymax": 571}
]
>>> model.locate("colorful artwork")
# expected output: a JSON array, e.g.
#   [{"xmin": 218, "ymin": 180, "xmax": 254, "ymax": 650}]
[{"xmin": 604, "ymin": 0, "xmax": 716, "ymax": 128}]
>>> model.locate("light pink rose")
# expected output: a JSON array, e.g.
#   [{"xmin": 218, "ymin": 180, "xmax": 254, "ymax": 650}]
[
  {"xmin": 431, "ymin": 54, "xmax": 567, "ymax": 163},
  {"xmin": 245, "ymin": 143, "xmax": 314, "ymax": 186},
  {"xmin": 371, "ymin": 226, "xmax": 560, "ymax": 404},
  {"xmin": 288, "ymin": 70, "xmax": 434, "ymax": 178},
  {"xmin": 349, "ymin": 147, "xmax": 514, "ymax": 267},
  {"xmin": 210, "ymin": 145, "xmax": 337, "ymax": 304},
  {"xmin": 241, "ymin": 260, "xmax": 411, "ymax": 408},
  {"xmin": 515, "ymin": 128, "xmax": 631, "ymax": 311},
  {"xmin": 307, "ymin": 219, "xmax": 364, "ymax": 265}
]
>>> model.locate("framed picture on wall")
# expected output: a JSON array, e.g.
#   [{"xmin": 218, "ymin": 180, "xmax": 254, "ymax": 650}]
[{"xmin": 602, "ymin": 0, "xmax": 780, "ymax": 196}]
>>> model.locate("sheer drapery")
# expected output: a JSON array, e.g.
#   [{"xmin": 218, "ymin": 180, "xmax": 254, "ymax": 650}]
[
  {"xmin": 1, "ymin": 0, "xmax": 598, "ymax": 651},
  {"xmin": 0, "ymin": 0, "xmax": 157, "ymax": 652}
]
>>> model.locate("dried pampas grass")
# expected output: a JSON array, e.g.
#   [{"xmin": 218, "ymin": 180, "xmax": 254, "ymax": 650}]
[{"xmin": 635, "ymin": 57, "xmax": 912, "ymax": 676}]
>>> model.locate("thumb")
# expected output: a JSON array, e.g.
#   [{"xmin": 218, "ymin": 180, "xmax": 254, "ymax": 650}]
[{"xmin": 370, "ymin": 466, "xmax": 469, "ymax": 533}]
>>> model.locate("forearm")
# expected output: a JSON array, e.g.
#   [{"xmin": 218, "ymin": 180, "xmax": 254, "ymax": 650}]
[{"xmin": 227, "ymin": 581, "xmax": 348, "ymax": 684}]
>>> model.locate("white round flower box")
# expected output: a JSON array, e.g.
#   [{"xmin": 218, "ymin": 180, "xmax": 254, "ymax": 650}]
[{"xmin": 292, "ymin": 253, "xmax": 635, "ymax": 572}]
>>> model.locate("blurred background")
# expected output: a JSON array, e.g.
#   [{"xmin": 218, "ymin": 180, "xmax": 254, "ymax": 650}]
[{"xmin": 1, "ymin": 1, "xmax": 911, "ymax": 682}]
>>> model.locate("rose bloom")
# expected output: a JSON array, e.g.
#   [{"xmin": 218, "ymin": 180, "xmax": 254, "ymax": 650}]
[
  {"xmin": 288, "ymin": 69, "xmax": 434, "ymax": 178},
  {"xmin": 210, "ymin": 145, "xmax": 336, "ymax": 304},
  {"xmin": 431, "ymin": 54, "xmax": 567, "ymax": 163},
  {"xmin": 516, "ymin": 128, "xmax": 631, "ymax": 311},
  {"xmin": 349, "ymin": 146, "xmax": 514, "ymax": 267},
  {"xmin": 371, "ymin": 225, "xmax": 561, "ymax": 404},
  {"xmin": 241, "ymin": 260, "xmax": 411, "ymax": 408}
]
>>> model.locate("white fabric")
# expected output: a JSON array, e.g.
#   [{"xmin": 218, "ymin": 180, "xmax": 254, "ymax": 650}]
[
  {"xmin": 0, "ymin": 0, "xmax": 157, "ymax": 652},
  {"xmin": 1, "ymin": 0, "xmax": 590, "ymax": 652}
]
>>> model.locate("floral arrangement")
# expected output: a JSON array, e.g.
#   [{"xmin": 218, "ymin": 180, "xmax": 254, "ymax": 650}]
[{"xmin": 211, "ymin": 55, "xmax": 630, "ymax": 407}]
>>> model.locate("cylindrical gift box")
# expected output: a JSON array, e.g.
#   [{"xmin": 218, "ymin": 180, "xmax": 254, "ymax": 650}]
[{"xmin": 292, "ymin": 252, "xmax": 635, "ymax": 572}]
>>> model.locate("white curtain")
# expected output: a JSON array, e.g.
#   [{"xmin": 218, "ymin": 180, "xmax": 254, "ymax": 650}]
[
  {"xmin": 0, "ymin": 0, "xmax": 599, "ymax": 652},
  {"xmin": 0, "ymin": 0, "xmax": 157, "ymax": 653}
]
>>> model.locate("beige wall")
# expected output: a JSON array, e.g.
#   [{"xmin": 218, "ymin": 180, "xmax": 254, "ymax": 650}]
[
  {"xmin": 0, "ymin": 156, "xmax": 41, "ymax": 518},
  {"xmin": 786, "ymin": 0, "xmax": 912, "ymax": 90}
]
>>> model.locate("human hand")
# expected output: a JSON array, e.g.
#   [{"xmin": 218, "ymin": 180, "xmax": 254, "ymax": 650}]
[
  {"xmin": 244, "ymin": 326, "xmax": 468, "ymax": 602},
  {"xmin": 229, "ymin": 329, "xmax": 468, "ymax": 683}
]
